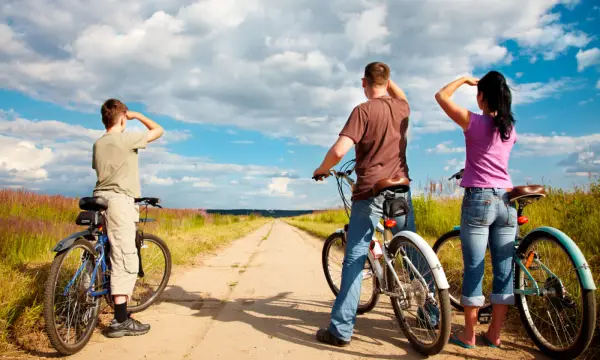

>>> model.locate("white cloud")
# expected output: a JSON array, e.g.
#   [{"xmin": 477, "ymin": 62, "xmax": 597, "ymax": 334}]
[
  {"xmin": 579, "ymin": 98, "xmax": 593, "ymax": 105},
  {"xmin": 0, "ymin": 0, "xmax": 591, "ymax": 145},
  {"xmin": 0, "ymin": 136, "xmax": 53, "ymax": 183},
  {"xmin": 444, "ymin": 158, "xmax": 464, "ymax": 172},
  {"xmin": 517, "ymin": 132, "xmax": 600, "ymax": 157},
  {"xmin": 576, "ymin": 48, "xmax": 600, "ymax": 72},
  {"xmin": 597, "ymin": 79, "xmax": 600, "ymax": 89},
  {"xmin": 427, "ymin": 141, "xmax": 465, "ymax": 154},
  {"xmin": 515, "ymin": 72, "xmax": 524, "ymax": 78},
  {"xmin": 231, "ymin": 140, "xmax": 255, "ymax": 144}
]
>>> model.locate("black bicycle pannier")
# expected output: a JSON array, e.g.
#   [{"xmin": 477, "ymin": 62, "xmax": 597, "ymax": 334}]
[{"xmin": 75, "ymin": 211, "xmax": 104, "ymax": 226}]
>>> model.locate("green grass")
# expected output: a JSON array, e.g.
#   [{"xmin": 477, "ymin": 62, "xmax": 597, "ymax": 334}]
[
  {"xmin": 0, "ymin": 189, "xmax": 268, "ymax": 355},
  {"xmin": 284, "ymin": 177, "xmax": 600, "ymax": 356}
]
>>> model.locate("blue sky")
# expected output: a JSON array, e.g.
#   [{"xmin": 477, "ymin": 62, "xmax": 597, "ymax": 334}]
[{"xmin": 1, "ymin": 0, "xmax": 599, "ymax": 209}]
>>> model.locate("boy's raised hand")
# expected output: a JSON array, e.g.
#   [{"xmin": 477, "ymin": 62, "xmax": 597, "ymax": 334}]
[{"xmin": 126, "ymin": 110, "xmax": 139, "ymax": 120}]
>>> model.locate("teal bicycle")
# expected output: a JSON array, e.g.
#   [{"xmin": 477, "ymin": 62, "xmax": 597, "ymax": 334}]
[{"xmin": 433, "ymin": 169, "xmax": 596, "ymax": 359}]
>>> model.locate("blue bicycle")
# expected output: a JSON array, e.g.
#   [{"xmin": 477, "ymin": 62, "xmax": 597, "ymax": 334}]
[{"xmin": 43, "ymin": 196, "xmax": 171, "ymax": 355}]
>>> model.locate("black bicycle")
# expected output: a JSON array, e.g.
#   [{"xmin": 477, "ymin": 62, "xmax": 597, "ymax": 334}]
[{"xmin": 43, "ymin": 196, "xmax": 172, "ymax": 355}]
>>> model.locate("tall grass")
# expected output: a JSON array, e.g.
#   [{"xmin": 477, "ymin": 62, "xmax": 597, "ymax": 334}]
[
  {"xmin": 284, "ymin": 176, "xmax": 600, "ymax": 357},
  {"xmin": 0, "ymin": 189, "xmax": 268, "ymax": 355}
]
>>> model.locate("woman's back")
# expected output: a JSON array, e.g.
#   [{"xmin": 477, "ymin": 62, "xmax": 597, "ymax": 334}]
[{"xmin": 460, "ymin": 112, "xmax": 516, "ymax": 189}]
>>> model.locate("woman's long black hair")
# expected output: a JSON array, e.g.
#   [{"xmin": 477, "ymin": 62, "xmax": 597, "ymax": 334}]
[{"xmin": 477, "ymin": 70, "xmax": 515, "ymax": 141}]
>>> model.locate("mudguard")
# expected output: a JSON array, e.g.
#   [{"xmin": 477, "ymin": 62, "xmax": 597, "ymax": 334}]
[
  {"xmin": 523, "ymin": 226, "xmax": 596, "ymax": 290},
  {"xmin": 52, "ymin": 230, "xmax": 94, "ymax": 252},
  {"xmin": 392, "ymin": 230, "xmax": 450, "ymax": 289}
]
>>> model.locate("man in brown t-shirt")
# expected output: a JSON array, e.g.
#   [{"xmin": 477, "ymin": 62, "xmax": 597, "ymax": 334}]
[{"xmin": 313, "ymin": 62, "xmax": 431, "ymax": 346}]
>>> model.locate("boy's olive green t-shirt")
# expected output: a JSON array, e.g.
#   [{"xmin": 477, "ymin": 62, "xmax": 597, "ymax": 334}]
[{"xmin": 92, "ymin": 132, "xmax": 148, "ymax": 198}]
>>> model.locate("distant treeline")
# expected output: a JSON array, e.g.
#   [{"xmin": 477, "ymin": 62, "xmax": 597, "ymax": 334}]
[{"xmin": 206, "ymin": 209, "xmax": 314, "ymax": 218}]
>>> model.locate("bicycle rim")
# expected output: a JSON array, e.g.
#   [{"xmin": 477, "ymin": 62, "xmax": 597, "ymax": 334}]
[
  {"xmin": 44, "ymin": 240, "xmax": 101, "ymax": 355},
  {"xmin": 322, "ymin": 232, "xmax": 379, "ymax": 313},
  {"xmin": 387, "ymin": 236, "xmax": 451, "ymax": 356},
  {"xmin": 515, "ymin": 233, "xmax": 596, "ymax": 358}
]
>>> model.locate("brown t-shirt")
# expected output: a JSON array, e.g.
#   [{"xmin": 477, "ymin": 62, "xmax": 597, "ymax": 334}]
[{"xmin": 339, "ymin": 96, "xmax": 410, "ymax": 201}]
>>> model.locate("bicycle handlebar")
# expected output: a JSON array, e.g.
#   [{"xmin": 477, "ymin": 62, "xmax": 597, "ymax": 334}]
[
  {"xmin": 448, "ymin": 168, "xmax": 465, "ymax": 181},
  {"xmin": 135, "ymin": 197, "xmax": 162, "ymax": 208}
]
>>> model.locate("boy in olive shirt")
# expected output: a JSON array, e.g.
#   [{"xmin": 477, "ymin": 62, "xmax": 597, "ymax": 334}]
[{"xmin": 92, "ymin": 99, "xmax": 164, "ymax": 338}]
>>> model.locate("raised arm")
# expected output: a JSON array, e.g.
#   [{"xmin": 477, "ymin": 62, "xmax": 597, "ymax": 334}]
[
  {"xmin": 434, "ymin": 76, "xmax": 478, "ymax": 131},
  {"xmin": 387, "ymin": 79, "xmax": 407, "ymax": 102},
  {"xmin": 126, "ymin": 111, "xmax": 164, "ymax": 143}
]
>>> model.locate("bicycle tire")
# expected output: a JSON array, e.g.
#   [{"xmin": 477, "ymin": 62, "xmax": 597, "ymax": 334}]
[
  {"xmin": 387, "ymin": 235, "xmax": 451, "ymax": 356},
  {"xmin": 127, "ymin": 233, "xmax": 172, "ymax": 313},
  {"xmin": 44, "ymin": 239, "xmax": 101, "ymax": 356},
  {"xmin": 432, "ymin": 229, "xmax": 493, "ymax": 312},
  {"xmin": 321, "ymin": 231, "xmax": 380, "ymax": 314},
  {"xmin": 515, "ymin": 232, "xmax": 596, "ymax": 359}
]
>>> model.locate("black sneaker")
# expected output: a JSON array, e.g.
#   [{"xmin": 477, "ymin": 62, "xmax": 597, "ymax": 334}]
[
  {"xmin": 105, "ymin": 317, "xmax": 150, "ymax": 338},
  {"xmin": 316, "ymin": 328, "xmax": 350, "ymax": 347}
]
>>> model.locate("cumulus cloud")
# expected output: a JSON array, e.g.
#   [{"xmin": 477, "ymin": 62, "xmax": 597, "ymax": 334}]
[
  {"xmin": 576, "ymin": 47, "xmax": 600, "ymax": 72},
  {"xmin": 0, "ymin": 0, "xmax": 590, "ymax": 146},
  {"xmin": 516, "ymin": 132, "xmax": 600, "ymax": 157},
  {"xmin": 427, "ymin": 141, "xmax": 465, "ymax": 154}
]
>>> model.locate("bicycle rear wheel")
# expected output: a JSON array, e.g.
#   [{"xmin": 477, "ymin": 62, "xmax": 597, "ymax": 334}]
[
  {"xmin": 322, "ymin": 231, "xmax": 380, "ymax": 314},
  {"xmin": 432, "ymin": 229, "xmax": 493, "ymax": 312},
  {"xmin": 515, "ymin": 232, "xmax": 596, "ymax": 359},
  {"xmin": 387, "ymin": 235, "xmax": 451, "ymax": 356},
  {"xmin": 44, "ymin": 239, "xmax": 102, "ymax": 356},
  {"xmin": 127, "ymin": 233, "xmax": 172, "ymax": 313}
]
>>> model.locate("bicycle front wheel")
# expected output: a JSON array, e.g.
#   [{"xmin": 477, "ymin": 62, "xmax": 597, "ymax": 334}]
[
  {"xmin": 515, "ymin": 232, "xmax": 596, "ymax": 359},
  {"xmin": 387, "ymin": 235, "xmax": 451, "ymax": 356},
  {"xmin": 322, "ymin": 231, "xmax": 380, "ymax": 314},
  {"xmin": 44, "ymin": 239, "xmax": 102, "ymax": 356},
  {"xmin": 127, "ymin": 233, "xmax": 172, "ymax": 313},
  {"xmin": 432, "ymin": 229, "xmax": 492, "ymax": 312}
]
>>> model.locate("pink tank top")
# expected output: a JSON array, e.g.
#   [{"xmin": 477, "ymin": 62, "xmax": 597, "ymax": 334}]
[{"xmin": 460, "ymin": 112, "xmax": 516, "ymax": 188}]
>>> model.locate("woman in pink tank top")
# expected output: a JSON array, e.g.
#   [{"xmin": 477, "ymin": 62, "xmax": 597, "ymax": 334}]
[{"xmin": 435, "ymin": 71, "xmax": 517, "ymax": 349}]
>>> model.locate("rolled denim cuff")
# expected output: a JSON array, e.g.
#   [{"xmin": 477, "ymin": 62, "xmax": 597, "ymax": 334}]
[
  {"xmin": 461, "ymin": 295, "xmax": 486, "ymax": 307},
  {"xmin": 491, "ymin": 293, "xmax": 515, "ymax": 305}
]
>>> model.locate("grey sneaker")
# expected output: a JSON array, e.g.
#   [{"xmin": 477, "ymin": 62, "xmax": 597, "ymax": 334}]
[{"xmin": 105, "ymin": 317, "xmax": 150, "ymax": 338}]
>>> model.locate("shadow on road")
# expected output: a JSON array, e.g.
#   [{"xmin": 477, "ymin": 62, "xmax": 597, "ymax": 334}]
[{"xmin": 160, "ymin": 285, "xmax": 549, "ymax": 360}]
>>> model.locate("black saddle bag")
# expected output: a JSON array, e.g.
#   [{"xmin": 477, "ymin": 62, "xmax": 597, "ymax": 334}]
[{"xmin": 383, "ymin": 196, "xmax": 410, "ymax": 229}]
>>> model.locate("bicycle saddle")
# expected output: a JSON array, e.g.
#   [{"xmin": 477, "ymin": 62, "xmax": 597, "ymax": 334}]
[
  {"xmin": 79, "ymin": 197, "xmax": 109, "ymax": 212},
  {"xmin": 373, "ymin": 177, "xmax": 410, "ymax": 196},
  {"xmin": 508, "ymin": 185, "xmax": 546, "ymax": 202}
]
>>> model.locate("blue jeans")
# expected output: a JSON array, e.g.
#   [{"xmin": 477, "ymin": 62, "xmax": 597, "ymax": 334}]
[
  {"xmin": 460, "ymin": 188, "xmax": 517, "ymax": 307},
  {"xmin": 327, "ymin": 189, "xmax": 437, "ymax": 341}
]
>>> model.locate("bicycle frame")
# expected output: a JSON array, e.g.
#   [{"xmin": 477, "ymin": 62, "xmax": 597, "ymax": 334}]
[{"xmin": 62, "ymin": 232, "xmax": 110, "ymax": 298}]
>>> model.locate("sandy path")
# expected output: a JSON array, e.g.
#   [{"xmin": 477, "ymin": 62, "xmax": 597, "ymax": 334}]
[{"xmin": 59, "ymin": 220, "xmax": 547, "ymax": 360}]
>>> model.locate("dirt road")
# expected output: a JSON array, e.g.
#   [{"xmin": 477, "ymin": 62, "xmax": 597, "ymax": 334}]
[{"xmin": 65, "ymin": 220, "xmax": 546, "ymax": 360}]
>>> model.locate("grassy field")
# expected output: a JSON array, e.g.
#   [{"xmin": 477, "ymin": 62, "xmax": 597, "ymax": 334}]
[
  {"xmin": 284, "ymin": 178, "xmax": 600, "ymax": 358},
  {"xmin": 0, "ymin": 189, "xmax": 269, "ymax": 355}
]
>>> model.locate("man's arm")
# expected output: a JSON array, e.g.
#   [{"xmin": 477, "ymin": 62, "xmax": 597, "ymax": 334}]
[
  {"xmin": 313, "ymin": 135, "xmax": 354, "ymax": 178},
  {"xmin": 126, "ymin": 111, "xmax": 164, "ymax": 143},
  {"xmin": 387, "ymin": 79, "xmax": 407, "ymax": 102}
]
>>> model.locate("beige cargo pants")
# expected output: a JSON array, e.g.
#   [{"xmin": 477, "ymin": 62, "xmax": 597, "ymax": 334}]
[{"xmin": 93, "ymin": 190, "xmax": 139, "ymax": 298}]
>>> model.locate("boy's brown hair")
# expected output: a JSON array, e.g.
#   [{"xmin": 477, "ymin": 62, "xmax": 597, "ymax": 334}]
[
  {"xmin": 364, "ymin": 62, "xmax": 390, "ymax": 87},
  {"xmin": 101, "ymin": 99, "xmax": 128, "ymax": 129}
]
